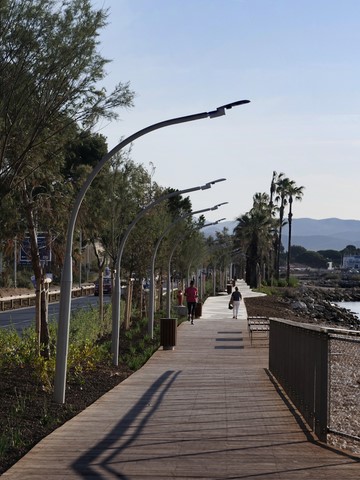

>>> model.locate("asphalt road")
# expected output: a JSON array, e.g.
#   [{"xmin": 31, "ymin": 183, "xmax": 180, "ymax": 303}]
[{"xmin": 0, "ymin": 295, "xmax": 112, "ymax": 334}]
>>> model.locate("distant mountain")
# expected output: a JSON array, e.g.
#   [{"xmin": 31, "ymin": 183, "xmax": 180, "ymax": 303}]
[
  {"xmin": 204, "ymin": 218, "xmax": 360, "ymax": 251},
  {"xmin": 283, "ymin": 218, "xmax": 360, "ymax": 251}
]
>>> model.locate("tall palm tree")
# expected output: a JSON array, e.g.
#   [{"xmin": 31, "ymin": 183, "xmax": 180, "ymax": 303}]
[
  {"xmin": 274, "ymin": 175, "xmax": 292, "ymax": 280},
  {"xmin": 234, "ymin": 194, "xmax": 275, "ymax": 288},
  {"xmin": 253, "ymin": 192, "xmax": 271, "ymax": 211},
  {"xmin": 251, "ymin": 191, "xmax": 277, "ymax": 284},
  {"xmin": 286, "ymin": 183, "xmax": 304, "ymax": 284},
  {"xmin": 269, "ymin": 171, "xmax": 284, "ymax": 211},
  {"xmin": 269, "ymin": 172, "xmax": 284, "ymax": 282}
]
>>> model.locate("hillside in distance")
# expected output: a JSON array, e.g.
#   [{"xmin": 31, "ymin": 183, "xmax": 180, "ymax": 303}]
[
  {"xmin": 283, "ymin": 218, "xmax": 360, "ymax": 251},
  {"xmin": 204, "ymin": 218, "xmax": 360, "ymax": 251}
]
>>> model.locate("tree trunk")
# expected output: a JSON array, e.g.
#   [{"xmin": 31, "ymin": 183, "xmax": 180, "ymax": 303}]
[
  {"xmin": 22, "ymin": 186, "xmax": 50, "ymax": 358},
  {"xmin": 99, "ymin": 269, "xmax": 104, "ymax": 323},
  {"xmin": 139, "ymin": 282, "xmax": 145, "ymax": 318},
  {"xmin": 276, "ymin": 205, "xmax": 284, "ymax": 280},
  {"xmin": 286, "ymin": 207, "xmax": 293, "ymax": 285},
  {"xmin": 158, "ymin": 270, "xmax": 163, "ymax": 311},
  {"xmin": 91, "ymin": 241, "xmax": 107, "ymax": 322},
  {"xmin": 40, "ymin": 282, "xmax": 50, "ymax": 357},
  {"xmin": 124, "ymin": 278, "xmax": 133, "ymax": 330}
]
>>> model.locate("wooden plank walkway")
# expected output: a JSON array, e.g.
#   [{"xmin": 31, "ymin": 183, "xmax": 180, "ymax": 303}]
[{"xmin": 3, "ymin": 281, "xmax": 359, "ymax": 479}]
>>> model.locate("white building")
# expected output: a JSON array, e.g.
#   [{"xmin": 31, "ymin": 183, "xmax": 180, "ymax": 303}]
[{"xmin": 342, "ymin": 255, "xmax": 360, "ymax": 270}]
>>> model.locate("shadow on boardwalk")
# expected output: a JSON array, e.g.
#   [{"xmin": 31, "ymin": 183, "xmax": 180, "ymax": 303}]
[{"xmin": 3, "ymin": 280, "xmax": 359, "ymax": 479}]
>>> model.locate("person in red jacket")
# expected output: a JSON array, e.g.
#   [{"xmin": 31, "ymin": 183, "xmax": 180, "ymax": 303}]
[{"xmin": 185, "ymin": 280, "xmax": 198, "ymax": 324}]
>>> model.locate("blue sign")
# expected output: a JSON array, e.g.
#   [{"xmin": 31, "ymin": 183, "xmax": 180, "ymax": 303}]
[{"xmin": 20, "ymin": 235, "xmax": 52, "ymax": 265}]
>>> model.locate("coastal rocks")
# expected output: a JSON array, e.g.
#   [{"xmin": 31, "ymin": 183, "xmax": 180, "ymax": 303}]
[
  {"xmin": 285, "ymin": 287, "xmax": 360, "ymax": 330},
  {"xmin": 291, "ymin": 300, "xmax": 308, "ymax": 312}
]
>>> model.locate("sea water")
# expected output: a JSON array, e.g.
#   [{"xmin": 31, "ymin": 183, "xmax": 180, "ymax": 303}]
[{"xmin": 335, "ymin": 301, "xmax": 360, "ymax": 319}]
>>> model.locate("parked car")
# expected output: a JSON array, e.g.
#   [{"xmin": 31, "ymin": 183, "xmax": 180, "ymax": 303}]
[{"xmin": 94, "ymin": 277, "xmax": 112, "ymax": 296}]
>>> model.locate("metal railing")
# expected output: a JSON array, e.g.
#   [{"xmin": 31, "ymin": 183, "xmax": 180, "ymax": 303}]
[
  {"xmin": 269, "ymin": 318, "xmax": 360, "ymax": 446},
  {"xmin": 0, "ymin": 285, "xmax": 94, "ymax": 311}
]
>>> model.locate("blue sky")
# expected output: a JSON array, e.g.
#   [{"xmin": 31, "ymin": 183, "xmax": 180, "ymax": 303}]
[{"xmin": 92, "ymin": 0, "xmax": 360, "ymax": 223}]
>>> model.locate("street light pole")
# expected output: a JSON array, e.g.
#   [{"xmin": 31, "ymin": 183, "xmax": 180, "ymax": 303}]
[
  {"xmin": 54, "ymin": 100, "xmax": 250, "ymax": 403},
  {"xmin": 111, "ymin": 180, "xmax": 226, "ymax": 365},
  {"xmin": 148, "ymin": 204, "xmax": 227, "ymax": 338}
]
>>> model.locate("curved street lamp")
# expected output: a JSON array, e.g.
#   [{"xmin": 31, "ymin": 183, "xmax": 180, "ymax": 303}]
[
  {"xmin": 111, "ymin": 179, "xmax": 226, "ymax": 365},
  {"xmin": 54, "ymin": 100, "xmax": 250, "ymax": 403}
]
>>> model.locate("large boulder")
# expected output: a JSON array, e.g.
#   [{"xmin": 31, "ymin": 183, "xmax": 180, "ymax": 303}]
[{"xmin": 291, "ymin": 300, "xmax": 308, "ymax": 312}]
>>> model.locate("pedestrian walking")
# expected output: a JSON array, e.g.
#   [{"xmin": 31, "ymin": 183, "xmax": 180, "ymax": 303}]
[
  {"xmin": 230, "ymin": 286, "xmax": 242, "ymax": 319},
  {"xmin": 185, "ymin": 280, "xmax": 198, "ymax": 324}
]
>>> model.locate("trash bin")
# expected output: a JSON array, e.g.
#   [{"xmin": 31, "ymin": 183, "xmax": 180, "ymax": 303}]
[
  {"xmin": 227, "ymin": 284, "xmax": 232, "ymax": 294},
  {"xmin": 195, "ymin": 301, "xmax": 202, "ymax": 318},
  {"xmin": 160, "ymin": 318, "xmax": 177, "ymax": 350}
]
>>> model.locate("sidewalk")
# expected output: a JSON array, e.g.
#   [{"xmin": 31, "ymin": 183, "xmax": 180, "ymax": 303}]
[{"xmin": 3, "ymin": 280, "xmax": 359, "ymax": 479}]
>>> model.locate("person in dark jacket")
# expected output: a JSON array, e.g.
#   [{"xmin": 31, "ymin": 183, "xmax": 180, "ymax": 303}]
[{"xmin": 230, "ymin": 286, "xmax": 242, "ymax": 319}]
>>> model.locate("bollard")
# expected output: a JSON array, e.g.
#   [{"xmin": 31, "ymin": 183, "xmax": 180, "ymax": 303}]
[{"xmin": 160, "ymin": 318, "xmax": 177, "ymax": 350}]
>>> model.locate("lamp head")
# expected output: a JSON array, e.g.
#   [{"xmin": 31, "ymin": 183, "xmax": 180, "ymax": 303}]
[
  {"xmin": 201, "ymin": 178, "xmax": 226, "ymax": 190},
  {"xmin": 211, "ymin": 202, "xmax": 228, "ymax": 210},
  {"xmin": 219, "ymin": 100, "xmax": 251, "ymax": 109},
  {"xmin": 208, "ymin": 100, "xmax": 250, "ymax": 119}
]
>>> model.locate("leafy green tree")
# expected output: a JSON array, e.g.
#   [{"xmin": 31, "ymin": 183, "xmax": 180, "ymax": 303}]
[
  {"xmin": 147, "ymin": 193, "xmax": 202, "ymax": 312},
  {"xmin": 84, "ymin": 153, "xmax": 152, "ymax": 267},
  {"xmin": 178, "ymin": 231, "xmax": 208, "ymax": 284},
  {"xmin": 198, "ymin": 227, "xmax": 233, "ymax": 293},
  {"xmin": 317, "ymin": 249, "xmax": 342, "ymax": 267},
  {"xmin": 341, "ymin": 245, "xmax": 360, "ymax": 256},
  {"xmin": 0, "ymin": 0, "xmax": 133, "ymax": 199},
  {"xmin": 119, "ymin": 181, "xmax": 165, "ymax": 272},
  {"xmin": 166, "ymin": 189, "xmax": 193, "ymax": 219},
  {"xmin": 290, "ymin": 245, "xmax": 307, "ymax": 260},
  {"xmin": 296, "ymin": 251, "xmax": 328, "ymax": 269},
  {"xmin": 0, "ymin": 188, "xmax": 25, "ymax": 286},
  {"xmin": 0, "ymin": 0, "xmax": 134, "ymax": 356},
  {"xmin": 63, "ymin": 130, "xmax": 109, "ymax": 185}
]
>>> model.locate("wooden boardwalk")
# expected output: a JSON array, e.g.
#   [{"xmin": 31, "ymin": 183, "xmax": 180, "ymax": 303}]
[{"xmin": 3, "ymin": 281, "xmax": 359, "ymax": 479}]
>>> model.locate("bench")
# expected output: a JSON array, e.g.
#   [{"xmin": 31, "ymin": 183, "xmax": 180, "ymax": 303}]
[{"xmin": 247, "ymin": 316, "xmax": 270, "ymax": 345}]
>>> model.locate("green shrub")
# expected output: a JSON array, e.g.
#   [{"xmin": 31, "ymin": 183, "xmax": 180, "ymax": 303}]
[
  {"xmin": 287, "ymin": 277, "xmax": 299, "ymax": 287},
  {"xmin": 0, "ymin": 300, "xmax": 160, "ymax": 393},
  {"xmin": 0, "ymin": 301, "xmax": 162, "ymax": 471}
]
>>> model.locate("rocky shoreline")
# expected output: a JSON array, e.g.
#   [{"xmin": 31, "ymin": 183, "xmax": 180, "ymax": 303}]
[
  {"xmin": 284, "ymin": 286, "xmax": 360, "ymax": 330},
  {"xmin": 244, "ymin": 286, "xmax": 360, "ymax": 331}
]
